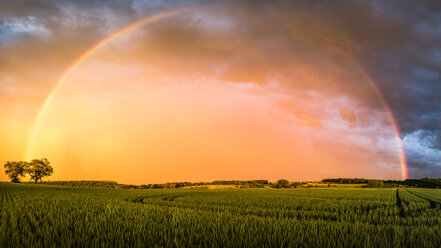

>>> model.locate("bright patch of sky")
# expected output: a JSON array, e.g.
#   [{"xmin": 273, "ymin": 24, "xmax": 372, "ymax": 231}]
[{"xmin": 0, "ymin": 16, "xmax": 50, "ymax": 44}]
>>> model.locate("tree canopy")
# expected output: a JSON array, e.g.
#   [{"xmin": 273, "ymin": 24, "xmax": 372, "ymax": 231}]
[
  {"xmin": 3, "ymin": 159, "xmax": 53, "ymax": 183},
  {"xmin": 27, "ymin": 159, "xmax": 53, "ymax": 183},
  {"xmin": 4, "ymin": 161, "xmax": 27, "ymax": 183}
]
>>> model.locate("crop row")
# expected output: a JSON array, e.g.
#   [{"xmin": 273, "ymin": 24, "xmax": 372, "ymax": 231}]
[{"xmin": 1, "ymin": 183, "xmax": 440, "ymax": 247}]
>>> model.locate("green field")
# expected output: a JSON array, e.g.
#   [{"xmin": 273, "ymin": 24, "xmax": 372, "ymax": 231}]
[{"xmin": 1, "ymin": 183, "xmax": 441, "ymax": 247}]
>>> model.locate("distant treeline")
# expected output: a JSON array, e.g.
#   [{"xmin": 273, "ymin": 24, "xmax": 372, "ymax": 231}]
[
  {"xmin": 42, "ymin": 181, "xmax": 120, "ymax": 188},
  {"xmin": 37, "ymin": 178, "xmax": 441, "ymax": 189},
  {"xmin": 385, "ymin": 178, "xmax": 441, "ymax": 189},
  {"xmin": 41, "ymin": 180, "xmax": 274, "ymax": 189},
  {"xmin": 323, "ymin": 178, "xmax": 441, "ymax": 188},
  {"xmin": 322, "ymin": 178, "xmax": 368, "ymax": 184}
]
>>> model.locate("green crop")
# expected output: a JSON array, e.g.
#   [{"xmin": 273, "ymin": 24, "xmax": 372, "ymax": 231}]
[{"xmin": 1, "ymin": 183, "xmax": 440, "ymax": 247}]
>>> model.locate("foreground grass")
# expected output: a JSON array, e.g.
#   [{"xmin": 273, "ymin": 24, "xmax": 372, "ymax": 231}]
[{"xmin": 1, "ymin": 183, "xmax": 441, "ymax": 247}]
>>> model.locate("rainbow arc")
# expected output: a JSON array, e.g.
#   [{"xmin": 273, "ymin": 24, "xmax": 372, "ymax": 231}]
[{"xmin": 25, "ymin": 7, "xmax": 408, "ymax": 180}]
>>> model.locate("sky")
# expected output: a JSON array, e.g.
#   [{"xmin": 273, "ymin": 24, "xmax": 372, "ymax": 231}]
[{"xmin": 0, "ymin": 0, "xmax": 440, "ymax": 184}]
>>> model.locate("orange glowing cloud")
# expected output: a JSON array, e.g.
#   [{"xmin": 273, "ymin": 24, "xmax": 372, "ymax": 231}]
[{"xmin": 1, "ymin": 6, "xmax": 406, "ymax": 183}]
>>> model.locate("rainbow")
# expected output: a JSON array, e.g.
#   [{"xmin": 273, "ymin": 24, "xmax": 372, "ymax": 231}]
[
  {"xmin": 25, "ymin": 7, "xmax": 197, "ymax": 162},
  {"xmin": 25, "ymin": 8, "xmax": 408, "ymax": 180},
  {"xmin": 356, "ymin": 66, "xmax": 408, "ymax": 180}
]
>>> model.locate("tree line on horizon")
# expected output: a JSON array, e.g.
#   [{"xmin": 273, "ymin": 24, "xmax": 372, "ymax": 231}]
[
  {"xmin": 322, "ymin": 178, "xmax": 441, "ymax": 189},
  {"xmin": 33, "ymin": 178, "xmax": 441, "ymax": 189},
  {"xmin": 38, "ymin": 178, "xmax": 441, "ymax": 189},
  {"xmin": 3, "ymin": 158, "xmax": 53, "ymax": 183},
  {"xmin": 4, "ymin": 159, "xmax": 440, "ymax": 189},
  {"xmin": 39, "ymin": 179, "xmax": 303, "ymax": 189},
  {"xmin": 42, "ymin": 179, "xmax": 277, "ymax": 189}
]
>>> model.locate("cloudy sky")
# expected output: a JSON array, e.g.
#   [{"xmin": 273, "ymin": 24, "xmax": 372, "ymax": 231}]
[{"xmin": 0, "ymin": 0, "xmax": 440, "ymax": 183}]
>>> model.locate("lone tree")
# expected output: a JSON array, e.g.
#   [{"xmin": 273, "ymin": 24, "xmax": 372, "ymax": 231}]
[
  {"xmin": 27, "ymin": 159, "xmax": 53, "ymax": 183},
  {"xmin": 4, "ymin": 161, "xmax": 28, "ymax": 183}
]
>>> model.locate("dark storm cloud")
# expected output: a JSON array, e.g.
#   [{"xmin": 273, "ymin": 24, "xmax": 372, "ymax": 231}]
[
  {"xmin": 1, "ymin": 0, "xmax": 439, "ymax": 177},
  {"xmin": 337, "ymin": 0, "xmax": 441, "ymax": 177},
  {"xmin": 142, "ymin": 0, "xmax": 441, "ymax": 178},
  {"xmin": 404, "ymin": 129, "xmax": 441, "ymax": 178},
  {"xmin": 247, "ymin": 0, "xmax": 441, "ymax": 177}
]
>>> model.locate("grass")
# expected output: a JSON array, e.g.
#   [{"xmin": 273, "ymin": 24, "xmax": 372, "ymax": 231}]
[{"xmin": 1, "ymin": 182, "xmax": 441, "ymax": 247}]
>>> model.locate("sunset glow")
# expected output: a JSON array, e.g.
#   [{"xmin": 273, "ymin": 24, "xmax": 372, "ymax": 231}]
[
  {"xmin": 4, "ymin": 1, "xmax": 436, "ymax": 184},
  {"xmin": 3, "ymin": 2, "xmax": 441, "ymax": 247}
]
